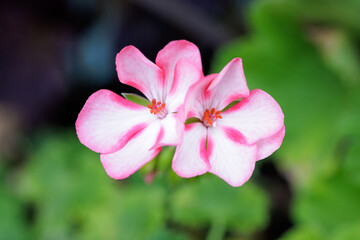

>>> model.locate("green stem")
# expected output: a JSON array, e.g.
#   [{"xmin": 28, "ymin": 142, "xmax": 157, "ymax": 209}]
[{"xmin": 206, "ymin": 217, "xmax": 227, "ymax": 240}]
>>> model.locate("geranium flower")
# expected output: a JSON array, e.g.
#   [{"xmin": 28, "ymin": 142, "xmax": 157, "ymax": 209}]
[
  {"xmin": 172, "ymin": 58, "xmax": 285, "ymax": 187},
  {"xmin": 76, "ymin": 40, "xmax": 203, "ymax": 179}
]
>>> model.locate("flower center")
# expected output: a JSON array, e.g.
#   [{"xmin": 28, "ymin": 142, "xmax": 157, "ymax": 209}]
[
  {"xmin": 203, "ymin": 108, "xmax": 222, "ymax": 127},
  {"xmin": 147, "ymin": 99, "xmax": 168, "ymax": 119}
]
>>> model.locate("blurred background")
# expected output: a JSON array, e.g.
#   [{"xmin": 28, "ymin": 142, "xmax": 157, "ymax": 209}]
[{"xmin": 1, "ymin": 0, "xmax": 360, "ymax": 239}]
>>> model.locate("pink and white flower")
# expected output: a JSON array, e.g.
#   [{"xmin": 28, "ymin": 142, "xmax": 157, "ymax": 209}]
[
  {"xmin": 172, "ymin": 58, "xmax": 285, "ymax": 187},
  {"xmin": 76, "ymin": 40, "xmax": 203, "ymax": 179}
]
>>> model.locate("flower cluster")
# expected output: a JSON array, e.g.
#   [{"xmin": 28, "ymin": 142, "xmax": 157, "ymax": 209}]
[{"xmin": 75, "ymin": 40, "xmax": 284, "ymax": 187}]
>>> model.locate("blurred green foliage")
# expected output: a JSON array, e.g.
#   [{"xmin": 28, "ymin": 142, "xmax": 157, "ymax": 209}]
[
  {"xmin": 212, "ymin": 0, "xmax": 360, "ymax": 239},
  {"xmin": 170, "ymin": 176, "xmax": 268, "ymax": 239},
  {"xmin": 0, "ymin": 131, "xmax": 269, "ymax": 240},
  {"xmin": 1, "ymin": 0, "xmax": 360, "ymax": 239},
  {"xmin": 0, "ymin": 164, "xmax": 28, "ymax": 240},
  {"xmin": 15, "ymin": 131, "xmax": 170, "ymax": 240}
]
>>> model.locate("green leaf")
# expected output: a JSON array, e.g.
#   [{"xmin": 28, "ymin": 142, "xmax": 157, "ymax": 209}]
[
  {"xmin": 184, "ymin": 117, "xmax": 201, "ymax": 125},
  {"xmin": 122, "ymin": 93, "xmax": 150, "ymax": 107},
  {"xmin": 222, "ymin": 100, "xmax": 240, "ymax": 112}
]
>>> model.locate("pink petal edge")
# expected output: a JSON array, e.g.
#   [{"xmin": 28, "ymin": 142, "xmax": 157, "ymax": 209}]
[
  {"xmin": 151, "ymin": 113, "xmax": 184, "ymax": 149},
  {"xmin": 165, "ymin": 59, "xmax": 203, "ymax": 112},
  {"xmin": 172, "ymin": 123, "xmax": 209, "ymax": 178},
  {"xmin": 256, "ymin": 126, "xmax": 285, "ymax": 161},
  {"xmin": 76, "ymin": 89, "xmax": 156, "ymax": 154},
  {"xmin": 100, "ymin": 121, "xmax": 162, "ymax": 179},
  {"xmin": 220, "ymin": 89, "xmax": 284, "ymax": 145},
  {"xmin": 156, "ymin": 40, "xmax": 202, "ymax": 98},
  {"xmin": 116, "ymin": 46, "xmax": 164, "ymax": 101},
  {"xmin": 207, "ymin": 127, "xmax": 257, "ymax": 187},
  {"xmin": 206, "ymin": 58, "xmax": 250, "ymax": 111},
  {"xmin": 182, "ymin": 74, "xmax": 216, "ymax": 120}
]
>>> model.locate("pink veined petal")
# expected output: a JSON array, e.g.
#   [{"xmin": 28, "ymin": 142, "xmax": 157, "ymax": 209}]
[
  {"xmin": 156, "ymin": 40, "xmax": 202, "ymax": 99},
  {"xmin": 256, "ymin": 126, "xmax": 285, "ymax": 161},
  {"xmin": 165, "ymin": 59, "xmax": 203, "ymax": 112},
  {"xmin": 172, "ymin": 123, "xmax": 209, "ymax": 178},
  {"xmin": 152, "ymin": 113, "xmax": 184, "ymax": 148},
  {"xmin": 207, "ymin": 127, "xmax": 257, "ymax": 187},
  {"xmin": 100, "ymin": 121, "xmax": 162, "ymax": 179},
  {"xmin": 206, "ymin": 58, "xmax": 250, "ymax": 111},
  {"xmin": 220, "ymin": 89, "xmax": 284, "ymax": 145},
  {"xmin": 75, "ymin": 89, "xmax": 156, "ymax": 154},
  {"xmin": 183, "ymin": 74, "xmax": 217, "ymax": 120},
  {"xmin": 116, "ymin": 46, "xmax": 164, "ymax": 101}
]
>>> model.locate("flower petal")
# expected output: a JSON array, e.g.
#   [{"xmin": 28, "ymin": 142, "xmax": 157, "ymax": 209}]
[
  {"xmin": 182, "ymin": 74, "xmax": 217, "ymax": 119},
  {"xmin": 75, "ymin": 90, "xmax": 156, "ymax": 154},
  {"xmin": 152, "ymin": 113, "xmax": 184, "ymax": 148},
  {"xmin": 172, "ymin": 123, "xmax": 209, "ymax": 178},
  {"xmin": 116, "ymin": 46, "xmax": 164, "ymax": 101},
  {"xmin": 100, "ymin": 121, "xmax": 162, "ymax": 179},
  {"xmin": 156, "ymin": 40, "xmax": 202, "ymax": 99},
  {"xmin": 220, "ymin": 89, "xmax": 284, "ymax": 145},
  {"xmin": 206, "ymin": 58, "xmax": 250, "ymax": 111},
  {"xmin": 165, "ymin": 59, "xmax": 203, "ymax": 112},
  {"xmin": 256, "ymin": 126, "xmax": 285, "ymax": 160},
  {"xmin": 207, "ymin": 127, "xmax": 257, "ymax": 187}
]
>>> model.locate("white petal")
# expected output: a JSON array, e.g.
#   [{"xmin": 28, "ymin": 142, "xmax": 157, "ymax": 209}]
[
  {"xmin": 172, "ymin": 123, "xmax": 209, "ymax": 178},
  {"xmin": 207, "ymin": 127, "xmax": 257, "ymax": 187},
  {"xmin": 256, "ymin": 126, "xmax": 285, "ymax": 160},
  {"xmin": 76, "ymin": 90, "xmax": 156, "ymax": 154},
  {"xmin": 206, "ymin": 58, "xmax": 250, "ymax": 111},
  {"xmin": 100, "ymin": 121, "xmax": 161, "ymax": 179},
  {"xmin": 156, "ymin": 40, "xmax": 202, "ymax": 99},
  {"xmin": 152, "ymin": 113, "xmax": 184, "ymax": 148},
  {"xmin": 220, "ymin": 89, "xmax": 284, "ymax": 145},
  {"xmin": 116, "ymin": 46, "xmax": 163, "ymax": 101},
  {"xmin": 182, "ymin": 74, "xmax": 217, "ymax": 119},
  {"xmin": 165, "ymin": 59, "xmax": 203, "ymax": 112}
]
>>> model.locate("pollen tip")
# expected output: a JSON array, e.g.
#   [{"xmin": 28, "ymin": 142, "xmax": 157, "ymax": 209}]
[
  {"xmin": 152, "ymin": 99, "xmax": 157, "ymax": 104},
  {"xmin": 202, "ymin": 107, "xmax": 222, "ymax": 127}
]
